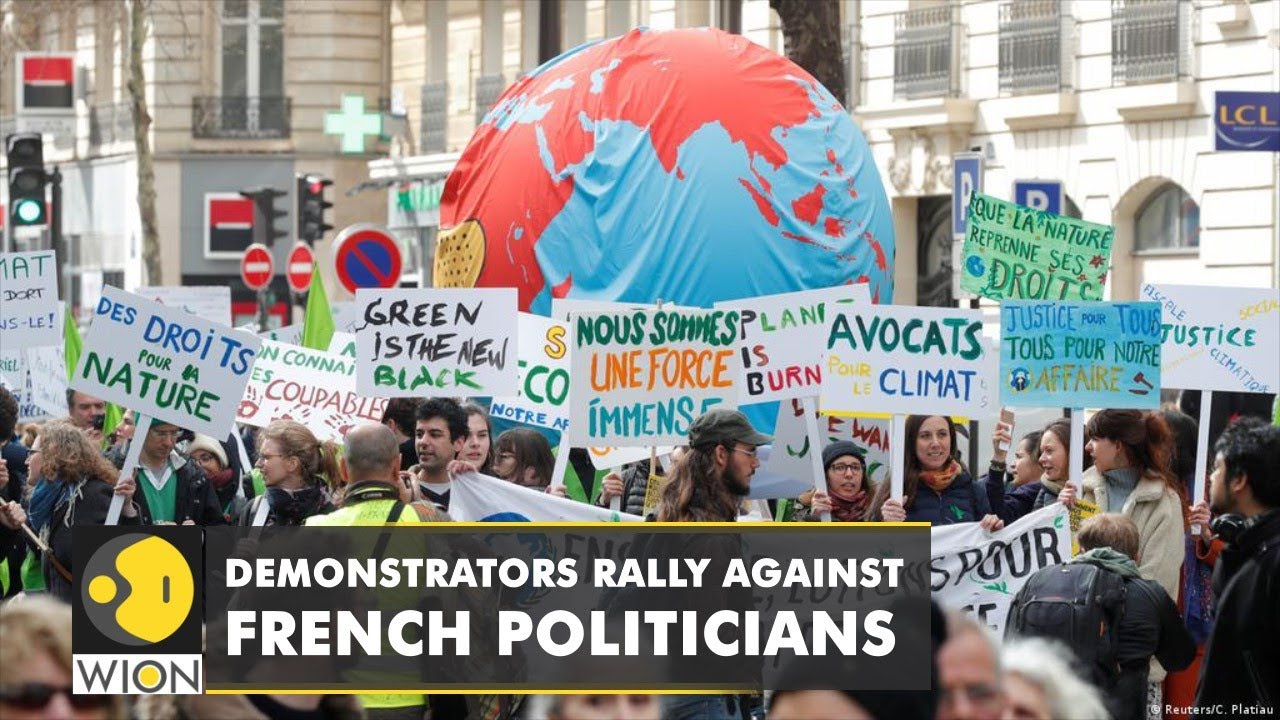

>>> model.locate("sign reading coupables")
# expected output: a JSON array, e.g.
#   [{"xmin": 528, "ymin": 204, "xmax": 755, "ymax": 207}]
[{"xmin": 1215, "ymin": 91, "xmax": 1280, "ymax": 152}]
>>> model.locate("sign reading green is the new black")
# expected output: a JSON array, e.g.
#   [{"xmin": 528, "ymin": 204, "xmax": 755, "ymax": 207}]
[{"xmin": 961, "ymin": 193, "xmax": 1114, "ymax": 302}]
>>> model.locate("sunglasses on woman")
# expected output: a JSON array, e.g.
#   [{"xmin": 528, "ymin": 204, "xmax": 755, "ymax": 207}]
[{"xmin": 0, "ymin": 683, "xmax": 113, "ymax": 710}]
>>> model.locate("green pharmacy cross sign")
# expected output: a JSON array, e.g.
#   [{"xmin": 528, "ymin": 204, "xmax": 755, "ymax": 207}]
[{"xmin": 324, "ymin": 95, "xmax": 382, "ymax": 153}]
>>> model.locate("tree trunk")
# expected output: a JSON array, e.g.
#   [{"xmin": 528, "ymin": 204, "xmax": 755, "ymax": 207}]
[
  {"xmin": 769, "ymin": 0, "xmax": 846, "ymax": 105},
  {"xmin": 126, "ymin": 0, "xmax": 161, "ymax": 285}
]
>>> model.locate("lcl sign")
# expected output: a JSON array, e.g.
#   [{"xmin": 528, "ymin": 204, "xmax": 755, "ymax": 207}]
[{"xmin": 1215, "ymin": 91, "xmax": 1280, "ymax": 152}]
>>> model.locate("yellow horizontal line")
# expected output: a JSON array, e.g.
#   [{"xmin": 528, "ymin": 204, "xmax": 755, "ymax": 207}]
[{"xmin": 206, "ymin": 689, "xmax": 748, "ymax": 695}]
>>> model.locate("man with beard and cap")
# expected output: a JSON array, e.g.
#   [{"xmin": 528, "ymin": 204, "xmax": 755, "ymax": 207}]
[
  {"xmin": 410, "ymin": 397, "xmax": 468, "ymax": 512},
  {"xmin": 653, "ymin": 408, "xmax": 771, "ymax": 522}
]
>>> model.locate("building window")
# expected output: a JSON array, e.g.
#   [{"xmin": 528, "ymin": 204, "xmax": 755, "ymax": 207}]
[
  {"xmin": 205, "ymin": 0, "xmax": 287, "ymax": 137},
  {"xmin": 998, "ymin": 0, "xmax": 1071, "ymax": 95},
  {"xmin": 1111, "ymin": 0, "xmax": 1189, "ymax": 85},
  {"xmin": 894, "ymin": 5, "xmax": 959, "ymax": 100},
  {"xmin": 1135, "ymin": 183, "xmax": 1199, "ymax": 252}
]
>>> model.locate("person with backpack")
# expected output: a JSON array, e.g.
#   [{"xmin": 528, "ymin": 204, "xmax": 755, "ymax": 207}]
[{"xmin": 1005, "ymin": 513, "xmax": 1193, "ymax": 720}]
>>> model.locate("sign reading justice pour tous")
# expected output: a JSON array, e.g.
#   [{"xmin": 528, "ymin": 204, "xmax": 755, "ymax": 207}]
[
  {"xmin": 820, "ymin": 304, "xmax": 992, "ymax": 417},
  {"xmin": 353, "ymin": 288, "xmax": 518, "ymax": 397},
  {"xmin": 1000, "ymin": 300, "xmax": 1161, "ymax": 409}
]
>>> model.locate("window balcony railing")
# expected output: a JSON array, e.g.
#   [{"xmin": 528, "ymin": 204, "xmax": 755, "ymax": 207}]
[
  {"xmin": 894, "ymin": 5, "xmax": 961, "ymax": 100},
  {"xmin": 192, "ymin": 96, "xmax": 291, "ymax": 139},
  {"xmin": 999, "ymin": 0, "xmax": 1073, "ymax": 95},
  {"xmin": 1112, "ymin": 0, "xmax": 1191, "ymax": 85},
  {"xmin": 89, "ymin": 102, "xmax": 134, "ymax": 146}
]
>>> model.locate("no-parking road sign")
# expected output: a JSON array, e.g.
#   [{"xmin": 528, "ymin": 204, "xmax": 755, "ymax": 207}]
[{"xmin": 331, "ymin": 223, "xmax": 402, "ymax": 295}]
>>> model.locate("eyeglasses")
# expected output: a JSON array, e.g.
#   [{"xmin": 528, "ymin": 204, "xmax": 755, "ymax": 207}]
[
  {"xmin": 258, "ymin": 452, "xmax": 285, "ymax": 461},
  {"xmin": 151, "ymin": 429, "xmax": 182, "ymax": 440},
  {"xmin": 0, "ymin": 683, "xmax": 113, "ymax": 710},
  {"xmin": 730, "ymin": 446, "xmax": 758, "ymax": 459},
  {"xmin": 829, "ymin": 462, "xmax": 863, "ymax": 475},
  {"xmin": 938, "ymin": 682, "xmax": 1002, "ymax": 709}
]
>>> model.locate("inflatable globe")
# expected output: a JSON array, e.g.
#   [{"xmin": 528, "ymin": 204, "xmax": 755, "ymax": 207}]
[{"xmin": 435, "ymin": 27, "xmax": 894, "ymax": 312}]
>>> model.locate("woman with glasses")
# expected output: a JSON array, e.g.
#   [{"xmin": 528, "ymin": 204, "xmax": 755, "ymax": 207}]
[
  {"xmin": 880, "ymin": 415, "xmax": 1003, "ymax": 529},
  {"xmin": 0, "ymin": 597, "xmax": 124, "ymax": 720},
  {"xmin": 800, "ymin": 441, "xmax": 891, "ymax": 522},
  {"xmin": 238, "ymin": 420, "xmax": 341, "ymax": 526}
]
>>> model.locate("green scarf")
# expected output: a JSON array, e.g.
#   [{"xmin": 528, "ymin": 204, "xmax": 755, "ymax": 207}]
[{"xmin": 1071, "ymin": 547, "xmax": 1140, "ymax": 578}]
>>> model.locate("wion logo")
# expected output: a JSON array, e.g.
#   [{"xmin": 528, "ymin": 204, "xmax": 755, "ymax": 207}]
[{"xmin": 72, "ymin": 527, "xmax": 204, "ymax": 695}]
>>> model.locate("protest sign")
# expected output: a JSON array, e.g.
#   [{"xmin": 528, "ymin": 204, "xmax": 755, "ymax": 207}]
[
  {"xmin": 585, "ymin": 444, "xmax": 674, "ymax": 470},
  {"xmin": 1141, "ymin": 283, "xmax": 1279, "ymax": 394},
  {"xmin": 961, "ymin": 193, "xmax": 1114, "ymax": 301},
  {"xmin": 449, "ymin": 471, "xmax": 643, "ymax": 522},
  {"xmin": 262, "ymin": 323, "xmax": 303, "ymax": 345},
  {"xmin": 490, "ymin": 313, "xmax": 572, "ymax": 432},
  {"xmin": 931, "ymin": 504, "xmax": 1071, "ymax": 633},
  {"xmin": 568, "ymin": 307, "xmax": 739, "ymax": 446},
  {"xmin": 1000, "ymin": 300, "xmax": 1161, "ymax": 409},
  {"xmin": 0, "ymin": 351, "xmax": 48, "ymax": 422},
  {"xmin": 70, "ymin": 286, "xmax": 262, "ymax": 437},
  {"xmin": 1068, "ymin": 499, "xmax": 1099, "ymax": 556},
  {"xmin": 237, "ymin": 340, "xmax": 387, "ymax": 441},
  {"xmin": 353, "ymin": 288, "xmax": 518, "ymax": 397},
  {"xmin": 765, "ymin": 399, "xmax": 893, "ymax": 497},
  {"xmin": 25, "ymin": 345, "xmax": 68, "ymax": 417},
  {"xmin": 136, "ymin": 286, "xmax": 232, "ymax": 327},
  {"xmin": 716, "ymin": 285, "xmax": 871, "ymax": 403},
  {"xmin": 821, "ymin": 304, "xmax": 992, "ymax": 417},
  {"xmin": 551, "ymin": 297, "xmax": 656, "ymax": 322},
  {"xmin": 0, "ymin": 250, "xmax": 60, "ymax": 349},
  {"xmin": 327, "ymin": 331, "xmax": 357, "ymax": 358}
]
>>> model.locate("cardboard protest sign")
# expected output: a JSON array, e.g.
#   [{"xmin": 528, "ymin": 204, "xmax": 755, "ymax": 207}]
[
  {"xmin": 1068, "ymin": 499, "xmax": 1099, "ymax": 556},
  {"xmin": 716, "ymin": 284, "xmax": 871, "ymax": 403},
  {"xmin": 820, "ymin": 304, "xmax": 993, "ymax": 417},
  {"xmin": 568, "ymin": 307, "xmax": 739, "ymax": 446},
  {"xmin": 238, "ymin": 340, "xmax": 387, "ymax": 441},
  {"xmin": 961, "ymin": 193, "xmax": 1113, "ymax": 302},
  {"xmin": 449, "ymin": 471, "xmax": 643, "ymax": 522},
  {"xmin": 931, "ymin": 504, "xmax": 1070, "ymax": 633},
  {"xmin": 136, "ymin": 286, "xmax": 232, "ymax": 327},
  {"xmin": 490, "ymin": 313, "xmax": 572, "ymax": 432},
  {"xmin": 353, "ymin": 288, "xmax": 518, "ymax": 397},
  {"xmin": 262, "ymin": 323, "xmax": 303, "ymax": 345},
  {"xmin": 0, "ymin": 250, "xmax": 60, "ymax": 349},
  {"xmin": 71, "ymin": 286, "xmax": 262, "ymax": 437},
  {"xmin": 1000, "ymin": 300, "xmax": 1161, "ymax": 409},
  {"xmin": 25, "ymin": 345, "xmax": 68, "ymax": 417},
  {"xmin": 1141, "ymin": 284, "xmax": 1279, "ymax": 394},
  {"xmin": 766, "ymin": 399, "xmax": 892, "ymax": 496},
  {"xmin": 0, "ymin": 351, "xmax": 49, "ymax": 422},
  {"xmin": 327, "ymin": 331, "xmax": 357, "ymax": 358}
]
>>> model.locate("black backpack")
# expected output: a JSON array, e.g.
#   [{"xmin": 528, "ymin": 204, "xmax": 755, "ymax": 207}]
[{"xmin": 1005, "ymin": 562, "xmax": 1128, "ymax": 690}]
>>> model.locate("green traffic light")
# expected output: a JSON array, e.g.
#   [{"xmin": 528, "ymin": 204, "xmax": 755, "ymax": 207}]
[{"xmin": 14, "ymin": 198, "xmax": 43, "ymax": 224}]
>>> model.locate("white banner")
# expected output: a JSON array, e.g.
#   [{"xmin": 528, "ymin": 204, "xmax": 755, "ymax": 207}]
[
  {"xmin": 136, "ymin": 286, "xmax": 232, "ymax": 328},
  {"xmin": 1142, "ymin": 283, "xmax": 1279, "ymax": 394},
  {"xmin": 568, "ymin": 307, "xmax": 739, "ymax": 446},
  {"xmin": 26, "ymin": 345, "xmax": 68, "ymax": 417},
  {"xmin": 0, "ymin": 250, "xmax": 60, "ymax": 349},
  {"xmin": 717, "ymin": 284, "xmax": 870, "ymax": 403},
  {"xmin": 490, "ymin": 313, "xmax": 571, "ymax": 432},
  {"xmin": 353, "ymin": 288, "xmax": 518, "ymax": 397},
  {"xmin": 821, "ymin": 304, "xmax": 994, "ymax": 417},
  {"xmin": 72, "ymin": 286, "xmax": 261, "ymax": 437},
  {"xmin": 237, "ymin": 340, "xmax": 387, "ymax": 441},
  {"xmin": 448, "ymin": 472, "xmax": 643, "ymax": 522},
  {"xmin": 930, "ymin": 504, "xmax": 1070, "ymax": 633}
]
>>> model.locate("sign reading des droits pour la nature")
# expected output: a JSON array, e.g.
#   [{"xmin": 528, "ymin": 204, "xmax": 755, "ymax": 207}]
[
  {"xmin": 820, "ymin": 304, "xmax": 992, "ymax": 418},
  {"xmin": 1142, "ymin": 283, "xmax": 1279, "ymax": 395},
  {"xmin": 1000, "ymin": 300, "xmax": 1161, "ymax": 409},
  {"xmin": 568, "ymin": 307, "xmax": 739, "ymax": 447},
  {"xmin": 961, "ymin": 193, "xmax": 1114, "ymax": 301},
  {"xmin": 353, "ymin": 288, "xmax": 518, "ymax": 397},
  {"xmin": 716, "ymin": 284, "xmax": 871, "ymax": 404},
  {"xmin": 490, "ymin": 313, "xmax": 572, "ymax": 432},
  {"xmin": 72, "ymin": 286, "xmax": 261, "ymax": 437}
]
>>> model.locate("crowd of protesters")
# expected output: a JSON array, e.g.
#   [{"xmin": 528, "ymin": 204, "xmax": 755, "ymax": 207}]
[{"xmin": 0, "ymin": 382, "xmax": 1276, "ymax": 720}]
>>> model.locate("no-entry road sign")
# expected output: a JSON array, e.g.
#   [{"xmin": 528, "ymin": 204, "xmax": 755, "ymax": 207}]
[
  {"xmin": 331, "ymin": 223, "xmax": 402, "ymax": 295},
  {"xmin": 287, "ymin": 242, "xmax": 314, "ymax": 293},
  {"xmin": 241, "ymin": 243, "xmax": 274, "ymax": 292}
]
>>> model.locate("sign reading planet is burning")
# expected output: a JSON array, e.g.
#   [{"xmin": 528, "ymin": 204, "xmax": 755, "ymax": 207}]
[{"xmin": 436, "ymin": 27, "xmax": 895, "ymax": 312}]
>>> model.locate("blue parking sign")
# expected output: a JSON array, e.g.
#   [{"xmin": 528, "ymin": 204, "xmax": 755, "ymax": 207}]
[
  {"xmin": 952, "ymin": 153, "xmax": 983, "ymax": 236},
  {"xmin": 1013, "ymin": 180, "xmax": 1063, "ymax": 215}
]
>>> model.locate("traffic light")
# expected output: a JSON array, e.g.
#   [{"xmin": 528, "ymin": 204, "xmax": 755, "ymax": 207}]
[
  {"xmin": 6, "ymin": 133, "xmax": 47, "ymax": 228},
  {"xmin": 239, "ymin": 186, "xmax": 288, "ymax": 247},
  {"xmin": 296, "ymin": 173, "xmax": 333, "ymax": 244}
]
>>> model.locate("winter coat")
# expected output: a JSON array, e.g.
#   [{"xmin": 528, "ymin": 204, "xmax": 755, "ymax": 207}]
[
  {"xmin": 1081, "ymin": 466, "xmax": 1185, "ymax": 600},
  {"xmin": 1072, "ymin": 549, "xmax": 1194, "ymax": 720},
  {"xmin": 1196, "ymin": 509, "xmax": 1280, "ymax": 709},
  {"xmin": 983, "ymin": 471, "xmax": 1044, "ymax": 524},
  {"xmin": 610, "ymin": 461, "xmax": 663, "ymax": 516},
  {"xmin": 129, "ymin": 452, "xmax": 228, "ymax": 526},
  {"xmin": 906, "ymin": 471, "xmax": 992, "ymax": 525},
  {"xmin": 45, "ymin": 477, "xmax": 139, "ymax": 602}
]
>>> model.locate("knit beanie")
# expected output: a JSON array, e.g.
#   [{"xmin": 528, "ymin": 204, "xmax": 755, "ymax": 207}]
[
  {"xmin": 186, "ymin": 433, "xmax": 229, "ymax": 469},
  {"xmin": 821, "ymin": 441, "xmax": 865, "ymax": 473}
]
